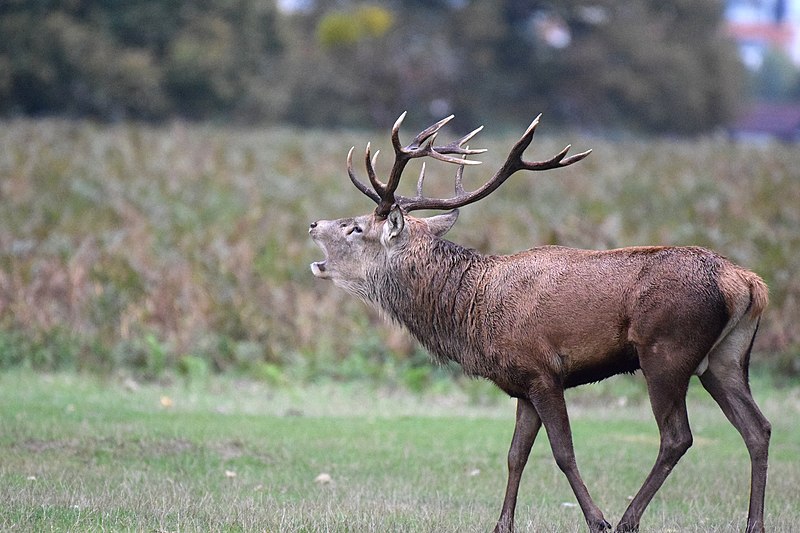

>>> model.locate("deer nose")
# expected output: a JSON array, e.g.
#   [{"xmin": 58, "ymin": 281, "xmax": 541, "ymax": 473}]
[{"xmin": 309, "ymin": 221, "xmax": 318, "ymax": 233}]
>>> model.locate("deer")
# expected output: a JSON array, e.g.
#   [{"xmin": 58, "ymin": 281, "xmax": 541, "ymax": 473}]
[{"xmin": 308, "ymin": 113, "xmax": 771, "ymax": 533}]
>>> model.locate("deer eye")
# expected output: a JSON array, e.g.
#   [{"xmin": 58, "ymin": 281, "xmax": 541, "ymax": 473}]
[{"xmin": 347, "ymin": 226, "xmax": 362, "ymax": 235}]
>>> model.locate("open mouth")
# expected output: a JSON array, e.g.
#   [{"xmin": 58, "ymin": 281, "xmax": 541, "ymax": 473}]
[
  {"xmin": 309, "ymin": 238, "xmax": 330, "ymax": 278},
  {"xmin": 310, "ymin": 259, "xmax": 327, "ymax": 277}
]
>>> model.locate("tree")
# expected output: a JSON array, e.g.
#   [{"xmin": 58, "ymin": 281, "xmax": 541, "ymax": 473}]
[
  {"xmin": 0, "ymin": 0, "xmax": 745, "ymax": 133},
  {"xmin": 559, "ymin": 0, "xmax": 745, "ymax": 133},
  {"xmin": 0, "ymin": 0, "xmax": 284, "ymax": 121},
  {"xmin": 444, "ymin": 0, "xmax": 745, "ymax": 133}
]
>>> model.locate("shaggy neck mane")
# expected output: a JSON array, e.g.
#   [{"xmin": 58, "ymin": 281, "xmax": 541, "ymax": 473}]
[{"xmin": 367, "ymin": 235, "xmax": 491, "ymax": 371}]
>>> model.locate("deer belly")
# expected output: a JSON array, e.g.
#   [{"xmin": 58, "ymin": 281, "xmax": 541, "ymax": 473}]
[{"xmin": 562, "ymin": 343, "xmax": 640, "ymax": 388}]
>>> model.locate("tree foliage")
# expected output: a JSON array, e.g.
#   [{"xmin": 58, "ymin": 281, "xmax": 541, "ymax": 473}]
[
  {"xmin": 0, "ymin": 0, "xmax": 283, "ymax": 121},
  {"xmin": 0, "ymin": 0, "xmax": 745, "ymax": 133}
]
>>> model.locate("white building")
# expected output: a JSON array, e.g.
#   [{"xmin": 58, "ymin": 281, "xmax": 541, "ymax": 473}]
[{"xmin": 726, "ymin": 0, "xmax": 800, "ymax": 68}]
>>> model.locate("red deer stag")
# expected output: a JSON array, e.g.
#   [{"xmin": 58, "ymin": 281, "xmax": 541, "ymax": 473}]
[{"xmin": 308, "ymin": 113, "xmax": 770, "ymax": 533}]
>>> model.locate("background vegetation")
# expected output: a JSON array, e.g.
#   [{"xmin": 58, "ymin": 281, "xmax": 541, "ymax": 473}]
[
  {"xmin": 0, "ymin": 119, "xmax": 798, "ymax": 384},
  {"xmin": 0, "ymin": 0, "xmax": 751, "ymax": 134},
  {"xmin": 0, "ymin": 1, "xmax": 797, "ymax": 385}
]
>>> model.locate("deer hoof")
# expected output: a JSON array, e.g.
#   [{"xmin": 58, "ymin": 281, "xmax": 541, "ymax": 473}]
[{"xmin": 589, "ymin": 518, "xmax": 612, "ymax": 532}]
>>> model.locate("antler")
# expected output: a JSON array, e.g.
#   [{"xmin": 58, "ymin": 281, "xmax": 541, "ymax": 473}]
[
  {"xmin": 348, "ymin": 112, "xmax": 486, "ymax": 217},
  {"xmin": 347, "ymin": 113, "xmax": 591, "ymax": 217}
]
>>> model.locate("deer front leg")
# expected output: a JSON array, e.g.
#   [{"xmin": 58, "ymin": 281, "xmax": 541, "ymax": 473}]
[
  {"xmin": 530, "ymin": 379, "xmax": 611, "ymax": 533},
  {"xmin": 494, "ymin": 398, "xmax": 542, "ymax": 533}
]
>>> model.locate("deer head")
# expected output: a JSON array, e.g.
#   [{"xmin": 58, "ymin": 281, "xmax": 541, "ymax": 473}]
[
  {"xmin": 310, "ymin": 112, "xmax": 591, "ymax": 293},
  {"xmin": 309, "ymin": 208, "xmax": 458, "ymax": 297}
]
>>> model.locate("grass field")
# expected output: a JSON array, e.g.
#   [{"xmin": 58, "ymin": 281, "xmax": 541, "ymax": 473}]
[{"xmin": 1, "ymin": 370, "xmax": 798, "ymax": 532}]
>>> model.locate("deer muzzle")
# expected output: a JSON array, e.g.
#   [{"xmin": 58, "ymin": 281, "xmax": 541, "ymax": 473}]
[{"xmin": 308, "ymin": 221, "xmax": 330, "ymax": 278}]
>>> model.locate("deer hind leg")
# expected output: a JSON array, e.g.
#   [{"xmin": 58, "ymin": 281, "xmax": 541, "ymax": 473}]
[
  {"xmin": 699, "ymin": 317, "xmax": 770, "ymax": 533},
  {"xmin": 494, "ymin": 398, "xmax": 542, "ymax": 533},
  {"xmin": 528, "ymin": 378, "xmax": 611, "ymax": 533},
  {"xmin": 617, "ymin": 349, "xmax": 695, "ymax": 532}
]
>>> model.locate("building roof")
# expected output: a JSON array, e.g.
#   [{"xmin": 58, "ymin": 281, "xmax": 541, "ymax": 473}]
[{"xmin": 730, "ymin": 102, "xmax": 800, "ymax": 141}]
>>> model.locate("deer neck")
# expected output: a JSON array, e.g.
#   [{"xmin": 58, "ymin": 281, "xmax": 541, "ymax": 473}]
[{"xmin": 368, "ymin": 237, "xmax": 491, "ymax": 368}]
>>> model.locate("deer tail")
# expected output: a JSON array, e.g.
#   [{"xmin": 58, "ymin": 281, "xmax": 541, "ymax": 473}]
[
  {"xmin": 695, "ymin": 265, "xmax": 768, "ymax": 377},
  {"xmin": 718, "ymin": 266, "xmax": 769, "ymax": 324}
]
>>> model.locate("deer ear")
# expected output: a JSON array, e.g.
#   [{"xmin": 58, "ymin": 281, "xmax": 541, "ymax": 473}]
[
  {"xmin": 381, "ymin": 205, "xmax": 405, "ymax": 245},
  {"xmin": 424, "ymin": 209, "xmax": 459, "ymax": 237}
]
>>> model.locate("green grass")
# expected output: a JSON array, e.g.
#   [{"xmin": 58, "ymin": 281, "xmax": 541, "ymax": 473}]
[{"xmin": 1, "ymin": 370, "xmax": 798, "ymax": 531}]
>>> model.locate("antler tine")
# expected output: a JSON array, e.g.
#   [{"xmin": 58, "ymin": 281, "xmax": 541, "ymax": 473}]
[
  {"xmin": 503, "ymin": 114, "xmax": 542, "ymax": 171},
  {"xmin": 405, "ymin": 114, "xmax": 455, "ymax": 150},
  {"xmin": 371, "ymin": 149, "xmax": 382, "ymax": 183},
  {"xmin": 390, "ymin": 111, "xmax": 409, "ymax": 151},
  {"xmin": 416, "ymin": 162, "xmax": 426, "ymax": 198},
  {"xmin": 364, "ymin": 143, "xmax": 388, "ymax": 195},
  {"xmin": 454, "ymin": 161, "xmax": 466, "ymax": 195},
  {"xmin": 458, "ymin": 125, "xmax": 485, "ymax": 146},
  {"xmin": 435, "ymin": 125, "xmax": 487, "ymax": 157},
  {"xmin": 347, "ymin": 146, "xmax": 381, "ymax": 204}
]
